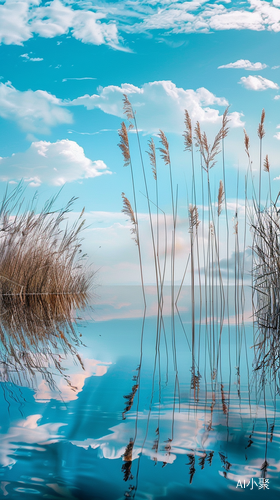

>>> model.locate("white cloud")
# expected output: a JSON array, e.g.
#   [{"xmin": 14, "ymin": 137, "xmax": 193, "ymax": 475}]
[
  {"xmin": 218, "ymin": 59, "xmax": 267, "ymax": 70},
  {"xmin": 274, "ymin": 132, "xmax": 280, "ymax": 141},
  {"xmin": 125, "ymin": 0, "xmax": 280, "ymax": 34},
  {"xmin": 0, "ymin": 0, "xmax": 32, "ymax": 45},
  {"xmin": 274, "ymin": 94, "xmax": 280, "ymax": 99},
  {"xmin": 70, "ymin": 80, "xmax": 244, "ymax": 133},
  {"xmin": 0, "ymin": 81, "xmax": 72, "ymax": 133},
  {"xmin": 62, "ymin": 77, "xmax": 96, "ymax": 82},
  {"xmin": 0, "ymin": 139, "xmax": 111, "ymax": 186},
  {"xmin": 3, "ymin": 0, "xmax": 280, "ymax": 50},
  {"xmin": 0, "ymin": 0, "xmax": 123, "ymax": 49},
  {"xmin": 20, "ymin": 52, "xmax": 43, "ymax": 61},
  {"xmin": 239, "ymin": 75, "xmax": 279, "ymax": 90},
  {"xmin": 272, "ymin": 65, "xmax": 280, "ymax": 69}
]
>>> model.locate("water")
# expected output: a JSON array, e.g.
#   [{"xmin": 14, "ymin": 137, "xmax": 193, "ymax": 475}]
[{"xmin": 0, "ymin": 286, "xmax": 278, "ymax": 499}]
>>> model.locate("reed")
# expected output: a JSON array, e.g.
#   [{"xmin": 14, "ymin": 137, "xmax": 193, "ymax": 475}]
[
  {"xmin": 117, "ymin": 101, "xmax": 280, "ymax": 488},
  {"xmin": 0, "ymin": 186, "xmax": 92, "ymax": 301},
  {"xmin": 0, "ymin": 185, "xmax": 93, "ymax": 389}
]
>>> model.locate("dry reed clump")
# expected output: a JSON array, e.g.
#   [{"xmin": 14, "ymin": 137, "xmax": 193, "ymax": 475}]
[
  {"xmin": 0, "ymin": 186, "xmax": 92, "ymax": 301},
  {"xmin": 251, "ymin": 203, "xmax": 280, "ymax": 374},
  {"xmin": 0, "ymin": 185, "xmax": 93, "ymax": 388}
]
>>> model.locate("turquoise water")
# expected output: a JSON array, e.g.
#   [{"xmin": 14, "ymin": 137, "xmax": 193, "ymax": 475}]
[{"xmin": 0, "ymin": 286, "xmax": 278, "ymax": 499}]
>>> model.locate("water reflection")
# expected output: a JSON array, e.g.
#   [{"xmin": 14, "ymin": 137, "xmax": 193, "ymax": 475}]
[
  {"xmin": 0, "ymin": 286, "xmax": 278, "ymax": 499},
  {"xmin": 0, "ymin": 292, "xmax": 88, "ymax": 392}
]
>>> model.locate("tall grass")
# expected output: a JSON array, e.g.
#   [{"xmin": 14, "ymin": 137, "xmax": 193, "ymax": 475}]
[
  {"xmin": 118, "ymin": 101, "xmax": 279, "ymax": 488},
  {"xmin": 0, "ymin": 185, "xmax": 93, "ymax": 390},
  {"xmin": 0, "ymin": 185, "xmax": 92, "ymax": 300}
]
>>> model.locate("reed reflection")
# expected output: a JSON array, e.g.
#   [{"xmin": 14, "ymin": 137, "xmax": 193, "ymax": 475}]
[{"xmin": 0, "ymin": 292, "xmax": 89, "ymax": 392}]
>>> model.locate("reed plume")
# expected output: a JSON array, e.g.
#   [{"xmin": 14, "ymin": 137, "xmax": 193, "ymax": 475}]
[
  {"xmin": 121, "ymin": 192, "xmax": 138, "ymax": 245},
  {"xmin": 264, "ymin": 155, "xmax": 269, "ymax": 173},
  {"xmin": 258, "ymin": 109, "xmax": 265, "ymax": 208},
  {"xmin": 183, "ymin": 110, "xmax": 192, "ymax": 151},
  {"xmin": 221, "ymin": 106, "xmax": 230, "ymax": 139},
  {"xmin": 159, "ymin": 130, "xmax": 170, "ymax": 166},
  {"xmin": 258, "ymin": 109, "xmax": 265, "ymax": 140},
  {"xmin": 123, "ymin": 94, "xmax": 134, "ymax": 122},
  {"xmin": 147, "ymin": 137, "xmax": 157, "ymax": 180},
  {"xmin": 218, "ymin": 180, "xmax": 224, "ymax": 217},
  {"xmin": 118, "ymin": 122, "xmax": 130, "ymax": 167},
  {"xmin": 189, "ymin": 204, "xmax": 200, "ymax": 233},
  {"xmin": 244, "ymin": 129, "xmax": 250, "ymax": 158}
]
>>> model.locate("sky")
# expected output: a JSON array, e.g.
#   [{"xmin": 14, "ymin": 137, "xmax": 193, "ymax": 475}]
[{"xmin": 1, "ymin": 0, "xmax": 280, "ymax": 285}]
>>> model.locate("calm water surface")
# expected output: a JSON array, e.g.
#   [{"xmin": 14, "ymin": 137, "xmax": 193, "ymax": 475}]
[{"xmin": 0, "ymin": 286, "xmax": 278, "ymax": 499}]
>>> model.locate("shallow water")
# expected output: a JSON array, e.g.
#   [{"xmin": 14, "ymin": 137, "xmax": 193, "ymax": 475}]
[{"xmin": 0, "ymin": 286, "xmax": 278, "ymax": 499}]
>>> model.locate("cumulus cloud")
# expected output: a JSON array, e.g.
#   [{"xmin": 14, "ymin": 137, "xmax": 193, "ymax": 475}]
[
  {"xmin": 70, "ymin": 80, "xmax": 244, "ymax": 132},
  {"xmin": 218, "ymin": 59, "xmax": 267, "ymax": 70},
  {"xmin": 239, "ymin": 75, "xmax": 279, "ymax": 90},
  {"xmin": 125, "ymin": 0, "xmax": 280, "ymax": 34},
  {"xmin": 3, "ymin": 0, "xmax": 280, "ymax": 49},
  {"xmin": 0, "ymin": 81, "xmax": 72, "ymax": 133},
  {"xmin": 0, "ymin": 0, "xmax": 123, "ymax": 49},
  {"xmin": 0, "ymin": 139, "xmax": 111, "ymax": 186}
]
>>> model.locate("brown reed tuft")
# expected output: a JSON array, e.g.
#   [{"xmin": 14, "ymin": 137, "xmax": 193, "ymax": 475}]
[
  {"xmin": 244, "ymin": 129, "xmax": 250, "ymax": 158},
  {"xmin": 264, "ymin": 154, "xmax": 270, "ymax": 172},
  {"xmin": 147, "ymin": 137, "xmax": 157, "ymax": 180},
  {"xmin": 118, "ymin": 122, "xmax": 130, "ymax": 167},
  {"xmin": 189, "ymin": 204, "xmax": 200, "ymax": 233},
  {"xmin": 183, "ymin": 110, "xmax": 193, "ymax": 151},
  {"xmin": 159, "ymin": 130, "xmax": 170, "ymax": 165},
  {"xmin": 121, "ymin": 192, "xmax": 138, "ymax": 245},
  {"xmin": 258, "ymin": 109, "xmax": 265, "ymax": 140},
  {"xmin": 218, "ymin": 180, "xmax": 224, "ymax": 216},
  {"xmin": 221, "ymin": 106, "xmax": 230, "ymax": 139},
  {"xmin": 123, "ymin": 94, "xmax": 134, "ymax": 122}
]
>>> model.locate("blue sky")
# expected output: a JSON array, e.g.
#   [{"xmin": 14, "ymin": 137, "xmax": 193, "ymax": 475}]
[{"xmin": 1, "ymin": 0, "xmax": 280, "ymax": 284}]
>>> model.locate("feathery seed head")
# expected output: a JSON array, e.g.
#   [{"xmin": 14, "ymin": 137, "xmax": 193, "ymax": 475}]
[
  {"xmin": 244, "ymin": 129, "xmax": 250, "ymax": 158},
  {"xmin": 258, "ymin": 109, "xmax": 265, "ymax": 140},
  {"xmin": 183, "ymin": 110, "xmax": 193, "ymax": 151},
  {"xmin": 147, "ymin": 138, "xmax": 157, "ymax": 180},
  {"xmin": 189, "ymin": 204, "xmax": 200, "ymax": 233},
  {"xmin": 118, "ymin": 122, "xmax": 130, "ymax": 167},
  {"xmin": 264, "ymin": 154, "xmax": 270, "ymax": 173},
  {"xmin": 123, "ymin": 94, "xmax": 134, "ymax": 121},
  {"xmin": 121, "ymin": 192, "xmax": 138, "ymax": 245},
  {"xmin": 159, "ymin": 130, "xmax": 170, "ymax": 165},
  {"xmin": 221, "ymin": 106, "xmax": 230, "ymax": 139},
  {"xmin": 218, "ymin": 180, "xmax": 224, "ymax": 216}
]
